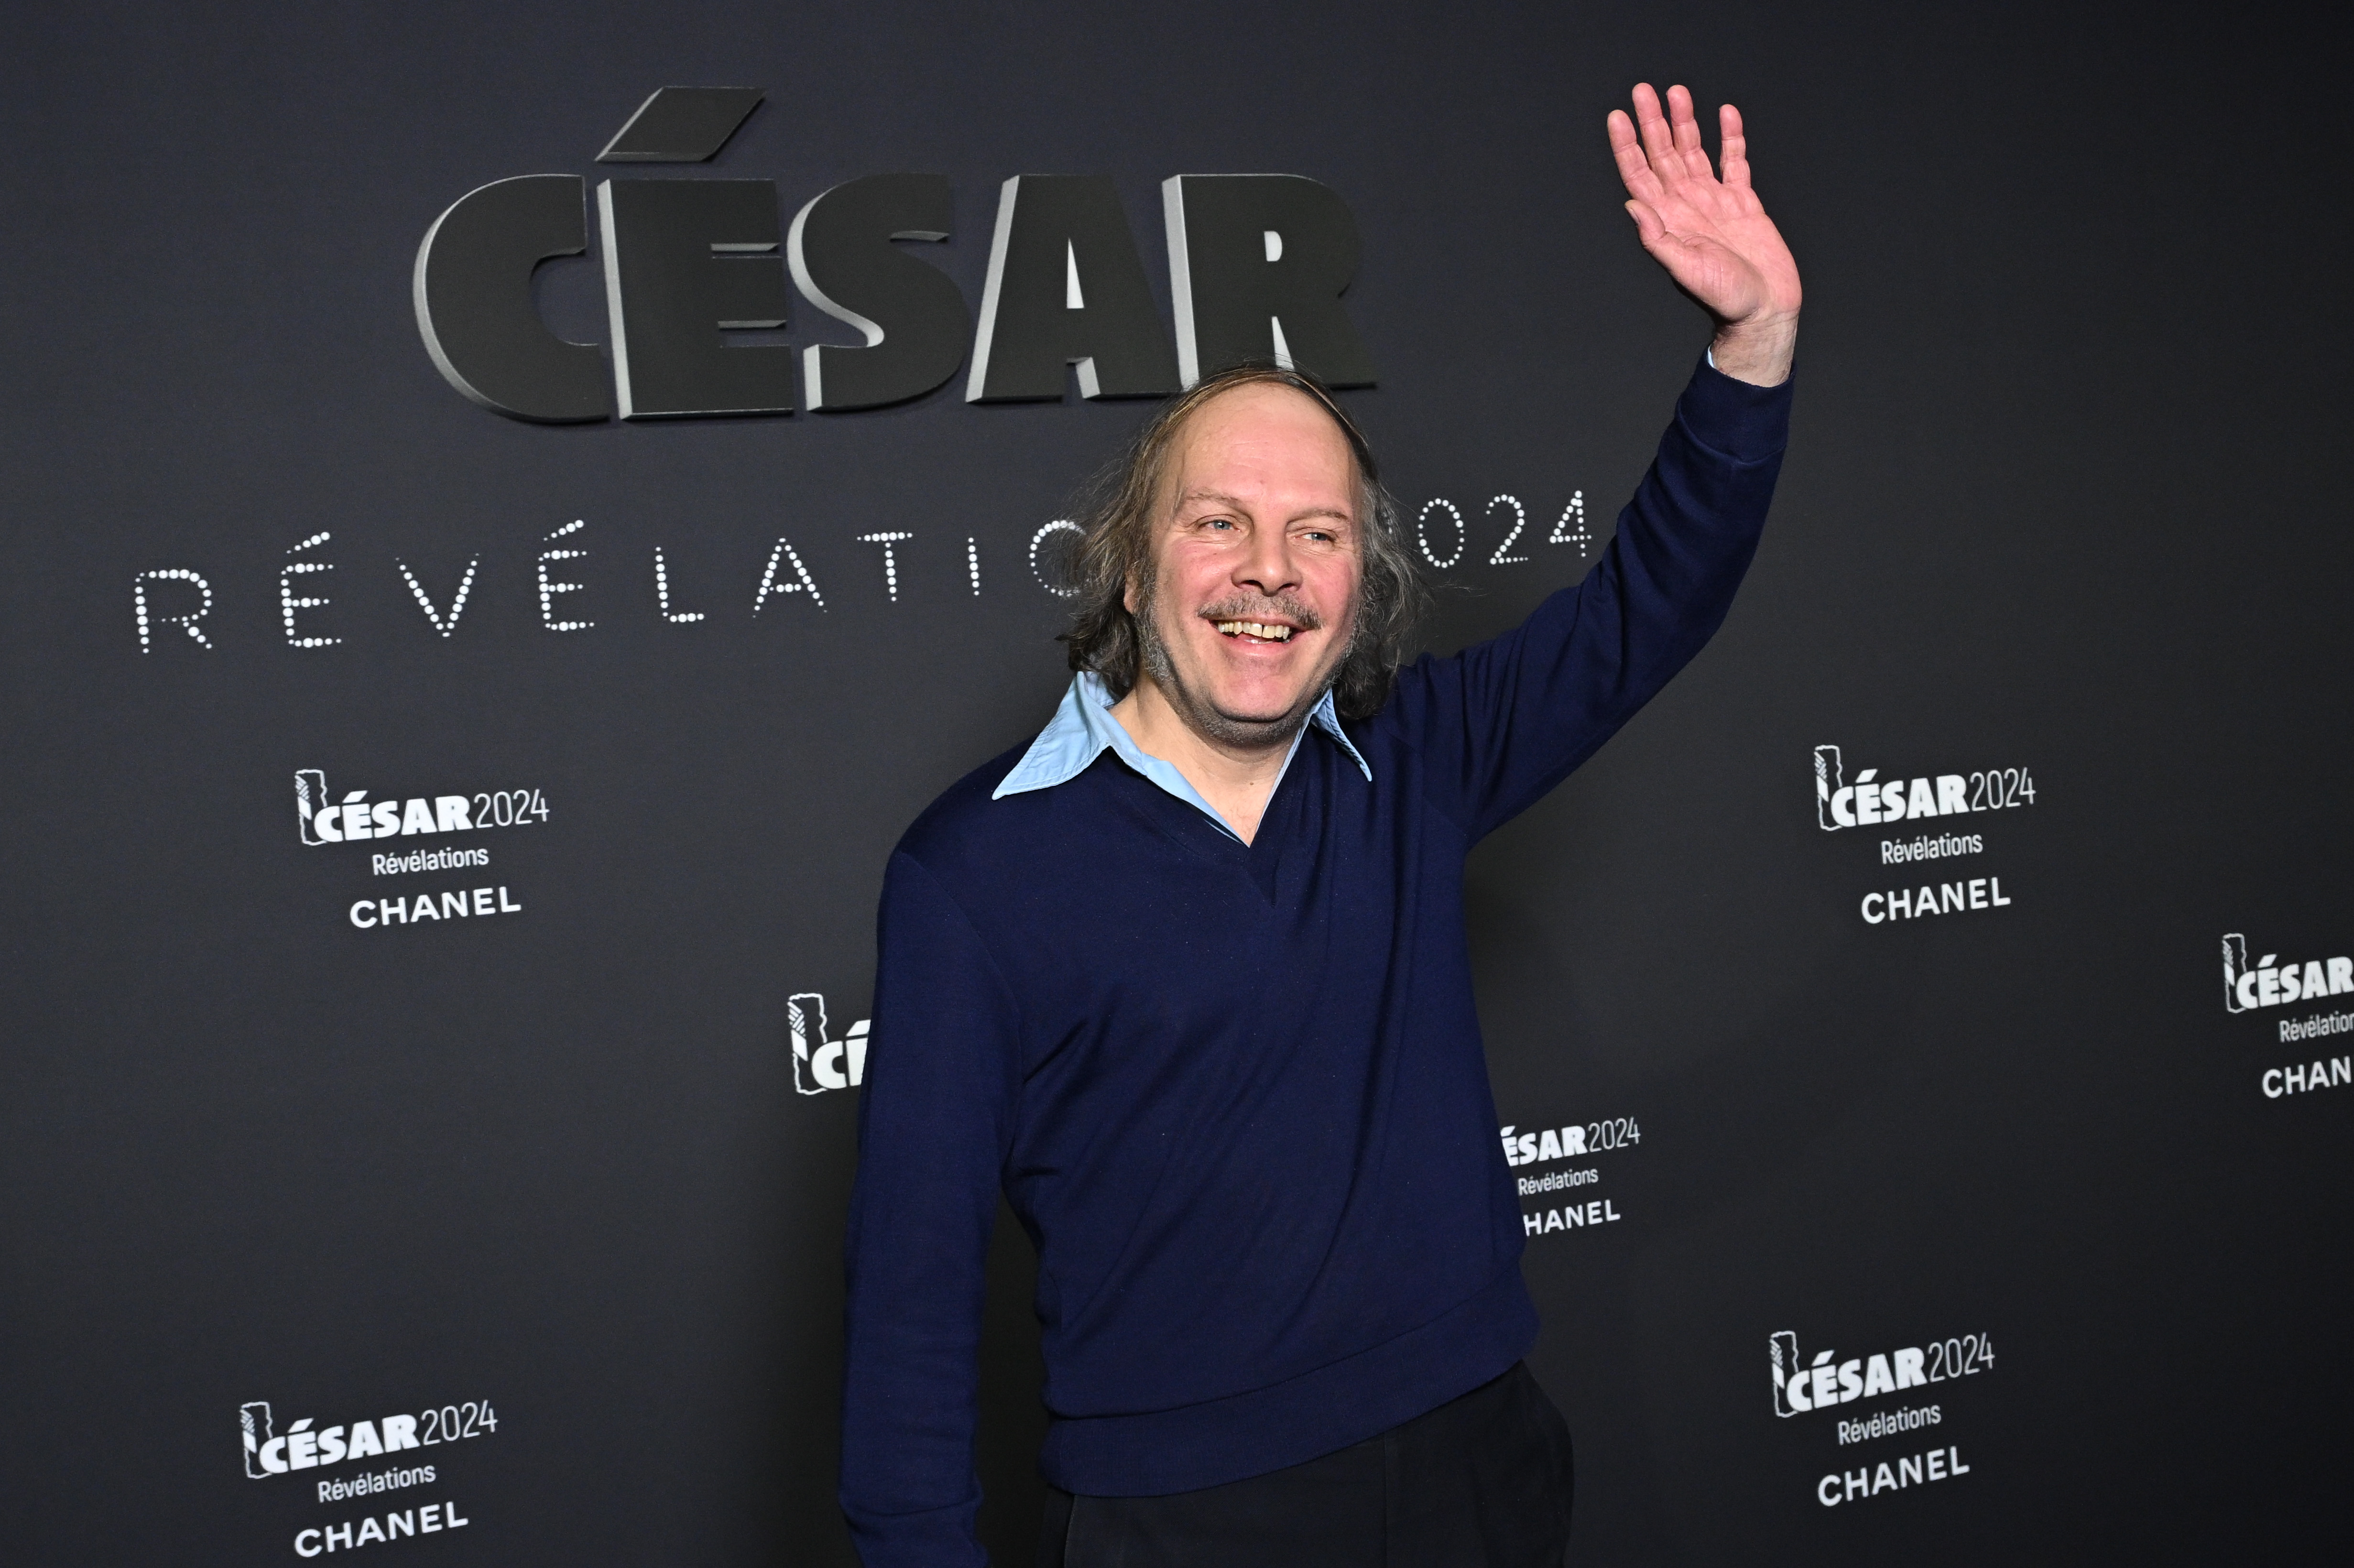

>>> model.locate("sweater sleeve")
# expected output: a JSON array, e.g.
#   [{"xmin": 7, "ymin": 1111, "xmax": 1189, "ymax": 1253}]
[
  {"xmin": 839, "ymin": 850, "xmax": 1025, "ymax": 1568},
  {"xmin": 1386, "ymin": 356, "xmax": 1793, "ymax": 842}
]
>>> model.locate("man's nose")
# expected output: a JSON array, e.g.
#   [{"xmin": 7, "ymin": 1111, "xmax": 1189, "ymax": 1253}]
[{"xmin": 1233, "ymin": 529, "xmax": 1301, "ymax": 597}]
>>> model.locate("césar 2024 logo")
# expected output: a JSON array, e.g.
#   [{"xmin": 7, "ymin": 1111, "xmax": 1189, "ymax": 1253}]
[
  {"xmin": 1769, "ymin": 1328, "xmax": 1993, "ymax": 1418},
  {"xmin": 1812, "ymin": 744, "xmax": 2035, "ymax": 832},
  {"xmin": 240, "ymin": 1398, "xmax": 492, "ymax": 1479},
  {"xmin": 296, "ymin": 770, "xmax": 548, "ymax": 847}
]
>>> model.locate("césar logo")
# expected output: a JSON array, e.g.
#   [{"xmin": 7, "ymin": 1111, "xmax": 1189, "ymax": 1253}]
[
  {"xmin": 296, "ymin": 770, "xmax": 548, "ymax": 846},
  {"xmin": 241, "ymin": 1398, "xmax": 495, "ymax": 1479},
  {"xmin": 788, "ymin": 992, "xmax": 870, "ymax": 1095},
  {"xmin": 1769, "ymin": 1329, "xmax": 1993, "ymax": 1417},
  {"xmin": 2222, "ymin": 933, "xmax": 2354, "ymax": 1013},
  {"xmin": 1812, "ymin": 744, "xmax": 2036, "ymax": 832},
  {"xmin": 414, "ymin": 86, "xmax": 1375, "ymax": 425}
]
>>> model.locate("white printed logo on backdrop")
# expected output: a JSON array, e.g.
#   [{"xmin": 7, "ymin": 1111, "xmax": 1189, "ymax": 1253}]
[
  {"xmin": 1815, "ymin": 745, "xmax": 2040, "ymax": 925},
  {"xmin": 2220, "ymin": 934, "xmax": 2354, "ymax": 1014},
  {"xmin": 2223, "ymin": 933, "xmax": 2354, "ymax": 1100},
  {"xmin": 789, "ymin": 992, "xmax": 870, "ymax": 1094},
  {"xmin": 296, "ymin": 769, "xmax": 548, "ymax": 850},
  {"xmin": 1769, "ymin": 1331, "xmax": 1990, "ymax": 1508},
  {"xmin": 1768, "ymin": 1329, "xmax": 1992, "ymax": 1420},
  {"xmin": 1498, "ymin": 1114, "xmax": 1638, "ymax": 1236},
  {"xmin": 239, "ymin": 1396, "xmax": 492, "ymax": 1480},
  {"xmin": 1812, "ymin": 745, "xmax": 2034, "ymax": 835},
  {"xmin": 241, "ymin": 1396, "xmax": 488, "ymax": 1555}
]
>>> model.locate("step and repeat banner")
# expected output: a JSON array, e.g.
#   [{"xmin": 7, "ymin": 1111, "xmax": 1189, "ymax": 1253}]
[{"xmin": 3, "ymin": 2, "xmax": 2347, "ymax": 1564}]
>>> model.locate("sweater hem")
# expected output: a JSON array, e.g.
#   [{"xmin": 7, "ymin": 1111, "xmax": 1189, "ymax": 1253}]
[{"xmin": 1037, "ymin": 1265, "xmax": 1540, "ymax": 1497}]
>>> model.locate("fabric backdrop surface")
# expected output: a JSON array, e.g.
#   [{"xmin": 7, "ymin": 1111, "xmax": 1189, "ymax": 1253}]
[{"xmin": 1, "ymin": 2, "xmax": 2346, "ymax": 1563}]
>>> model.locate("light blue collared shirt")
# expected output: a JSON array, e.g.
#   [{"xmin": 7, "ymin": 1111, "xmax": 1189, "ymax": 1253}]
[{"xmin": 993, "ymin": 673, "xmax": 1373, "ymax": 842}]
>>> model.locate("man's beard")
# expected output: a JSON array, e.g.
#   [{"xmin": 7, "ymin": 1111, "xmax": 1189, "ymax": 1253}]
[{"xmin": 1133, "ymin": 578, "xmax": 1350, "ymax": 751}]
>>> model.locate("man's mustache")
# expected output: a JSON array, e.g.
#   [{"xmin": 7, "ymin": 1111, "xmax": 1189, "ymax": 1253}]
[{"xmin": 1193, "ymin": 593, "xmax": 1323, "ymax": 632}]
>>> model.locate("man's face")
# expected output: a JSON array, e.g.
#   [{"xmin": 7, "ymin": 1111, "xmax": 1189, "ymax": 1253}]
[{"xmin": 1128, "ymin": 382, "xmax": 1364, "ymax": 749}]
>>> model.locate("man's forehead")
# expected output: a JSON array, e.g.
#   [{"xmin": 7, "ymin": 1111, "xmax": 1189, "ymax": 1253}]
[{"xmin": 1162, "ymin": 384, "xmax": 1361, "ymax": 506}]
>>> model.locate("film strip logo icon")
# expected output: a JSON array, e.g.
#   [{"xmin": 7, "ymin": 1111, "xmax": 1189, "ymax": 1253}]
[
  {"xmin": 241, "ymin": 1402, "xmax": 275, "ymax": 1479},
  {"xmin": 1769, "ymin": 1332, "xmax": 1811, "ymax": 1418},
  {"xmin": 1812, "ymin": 747, "xmax": 1844, "ymax": 832},
  {"xmin": 296, "ymin": 770, "xmax": 333, "ymax": 845},
  {"xmin": 2222, "ymin": 935, "xmax": 2252, "ymax": 1015}
]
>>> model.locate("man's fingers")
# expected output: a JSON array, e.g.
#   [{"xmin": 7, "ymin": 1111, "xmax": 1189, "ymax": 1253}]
[
  {"xmin": 1667, "ymin": 85, "xmax": 1714, "ymax": 184},
  {"xmin": 1613, "ymin": 84, "xmax": 1796, "ymax": 324},
  {"xmin": 1606, "ymin": 107, "xmax": 1642, "ymax": 165},
  {"xmin": 1630, "ymin": 82, "xmax": 1682, "ymax": 184},
  {"xmin": 1609, "ymin": 109, "xmax": 1667, "ymax": 202},
  {"xmin": 1718, "ymin": 103, "xmax": 1752, "ymax": 191}
]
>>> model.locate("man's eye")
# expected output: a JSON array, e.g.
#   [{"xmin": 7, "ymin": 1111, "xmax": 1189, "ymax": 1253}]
[{"xmin": 1205, "ymin": 517, "xmax": 1237, "ymax": 531}]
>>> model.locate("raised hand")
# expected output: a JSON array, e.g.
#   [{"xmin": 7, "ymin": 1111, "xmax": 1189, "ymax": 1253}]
[{"xmin": 1608, "ymin": 83, "xmax": 1800, "ymax": 385}]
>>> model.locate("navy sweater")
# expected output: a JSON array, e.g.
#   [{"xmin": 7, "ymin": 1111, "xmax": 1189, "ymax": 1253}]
[{"xmin": 840, "ymin": 360, "xmax": 1793, "ymax": 1566}]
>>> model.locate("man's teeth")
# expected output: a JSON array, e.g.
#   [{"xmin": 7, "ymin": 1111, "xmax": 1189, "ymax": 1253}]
[{"xmin": 1215, "ymin": 621, "xmax": 1294, "ymax": 641}]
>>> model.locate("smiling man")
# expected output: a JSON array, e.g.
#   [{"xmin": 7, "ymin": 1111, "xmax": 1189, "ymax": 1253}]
[{"xmin": 840, "ymin": 85, "xmax": 1801, "ymax": 1567}]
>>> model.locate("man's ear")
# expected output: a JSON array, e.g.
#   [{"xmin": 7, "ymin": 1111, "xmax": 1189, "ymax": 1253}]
[{"xmin": 1122, "ymin": 572, "xmax": 1140, "ymax": 616}]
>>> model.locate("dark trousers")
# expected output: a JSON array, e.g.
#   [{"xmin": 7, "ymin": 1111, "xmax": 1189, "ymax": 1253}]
[{"xmin": 1037, "ymin": 1363, "xmax": 1574, "ymax": 1568}]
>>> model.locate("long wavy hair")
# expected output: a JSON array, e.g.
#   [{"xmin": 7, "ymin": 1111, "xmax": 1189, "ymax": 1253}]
[{"xmin": 1057, "ymin": 363, "xmax": 1425, "ymax": 722}]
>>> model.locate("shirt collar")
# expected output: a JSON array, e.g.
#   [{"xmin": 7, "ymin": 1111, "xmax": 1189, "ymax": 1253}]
[{"xmin": 992, "ymin": 673, "xmax": 1372, "ymax": 830}]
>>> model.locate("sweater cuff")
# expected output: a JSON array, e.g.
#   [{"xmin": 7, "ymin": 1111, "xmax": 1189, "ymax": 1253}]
[{"xmin": 1677, "ymin": 352, "xmax": 1793, "ymax": 464}]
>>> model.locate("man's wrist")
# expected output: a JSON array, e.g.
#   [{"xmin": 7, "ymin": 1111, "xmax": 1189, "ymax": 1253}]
[{"xmin": 1708, "ymin": 313, "xmax": 1799, "ymax": 387}]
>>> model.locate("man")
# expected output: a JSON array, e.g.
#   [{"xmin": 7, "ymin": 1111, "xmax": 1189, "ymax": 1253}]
[{"xmin": 840, "ymin": 83, "xmax": 1800, "ymax": 1566}]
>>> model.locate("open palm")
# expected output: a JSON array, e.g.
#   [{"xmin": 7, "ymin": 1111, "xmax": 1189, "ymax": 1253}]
[{"xmin": 1609, "ymin": 83, "xmax": 1800, "ymax": 376}]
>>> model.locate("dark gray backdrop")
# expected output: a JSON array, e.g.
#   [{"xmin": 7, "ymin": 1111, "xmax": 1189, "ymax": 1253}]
[{"xmin": 4, "ymin": 1, "xmax": 2348, "ymax": 1563}]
